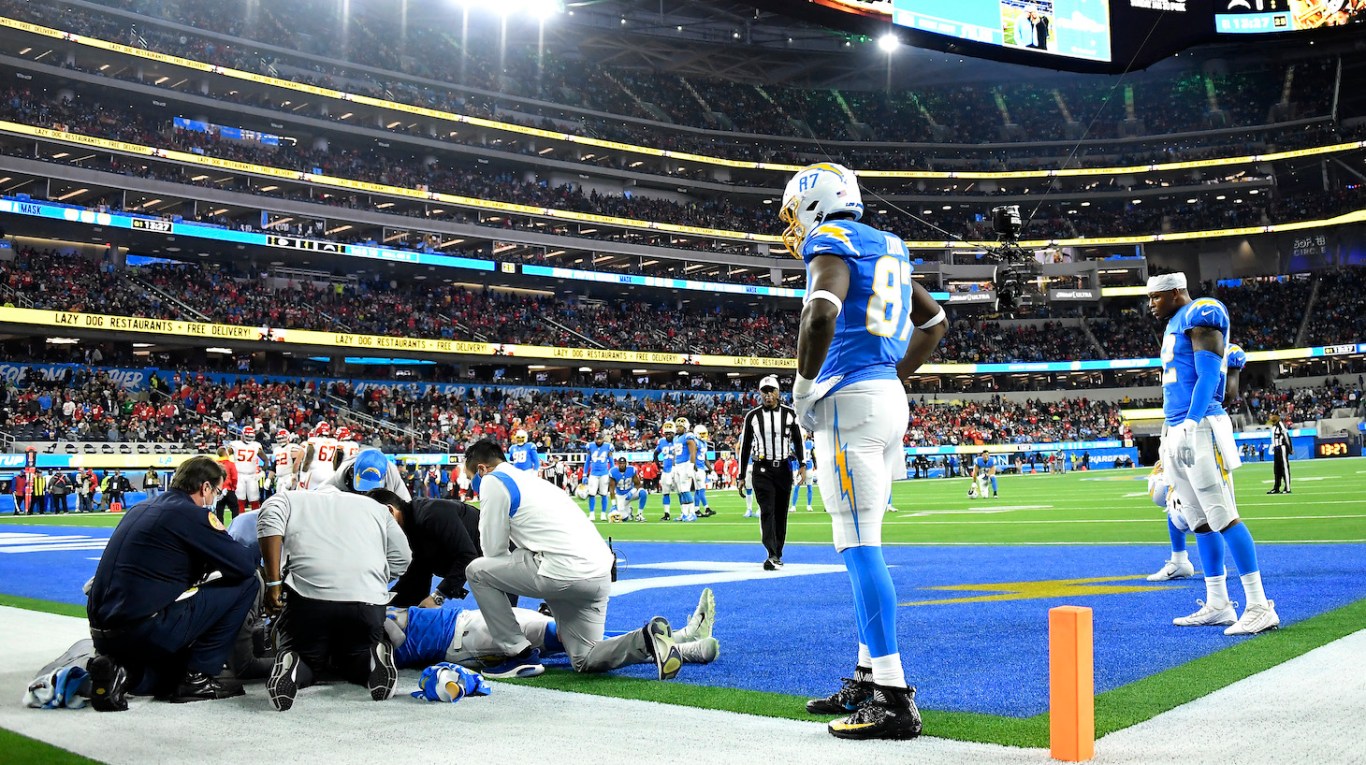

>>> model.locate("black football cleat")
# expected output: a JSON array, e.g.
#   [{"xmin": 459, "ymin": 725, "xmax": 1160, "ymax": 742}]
[
  {"xmin": 806, "ymin": 667, "xmax": 874, "ymax": 714},
  {"xmin": 162, "ymin": 671, "xmax": 245, "ymax": 703},
  {"xmin": 87, "ymin": 653, "xmax": 129, "ymax": 712},
  {"xmin": 828, "ymin": 684, "xmax": 923, "ymax": 740}
]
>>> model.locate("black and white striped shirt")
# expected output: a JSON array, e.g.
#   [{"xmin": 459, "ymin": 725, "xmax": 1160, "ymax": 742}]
[{"xmin": 739, "ymin": 404, "xmax": 804, "ymax": 469}]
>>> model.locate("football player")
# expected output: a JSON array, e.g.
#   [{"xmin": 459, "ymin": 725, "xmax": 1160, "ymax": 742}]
[
  {"xmin": 656, "ymin": 421, "xmax": 677, "ymax": 521},
  {"xmin": 790, "ymin": 431, "xmax": 815, "ymax": 513},
  {"xmin": 583, "ymin": 432, "xmax": 614, "ymax": 522},
  {"xmin": 672, "ymin": 417, "xmax": 700, "ymax": 522},
  {"xmin": 229, "ymin": 426, "xmax": 264, "ymax": 514},
  {"xmin": 692, "ymin": 424, "xmax": 713, "ymax": 517},
  {"xmin": 783, "ymin": 162, "xmax": 946, "ymax": 739},
  {"xmin": 607, "ymin": 457, "xmax": 647, "ymax": 522},
  {"xmin": 1147, "ymin": 340, "xmax": 1246, "ymax": 581},
  {"xmin": 300, "ymin": 422, "xmax": 339, "ymax": 490},
  {"xmin": 971, "ymin": 450, "xmax": 997, "ymax": 499},
  {"xmin": 508, "ymin": 429, "xmax": 542, "ymax": 473},
  {"xmin": 336, "ymin": 426, "xmax": 362, "ymax": 463},
  {"xmin": 386, "ymin": 589, "xmax": 718, "ymax": 672},
  {"xmin": 272, "ymin": 429, "xmax": 303, "ymax": 492},
  {"xmin": 1148, "ymin": 273, "xmax": 1277, "ymax": 635}
]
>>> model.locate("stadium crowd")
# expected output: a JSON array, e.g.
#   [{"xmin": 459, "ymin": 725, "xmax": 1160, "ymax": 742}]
[
  {"xmin": 4, "ymin": 87, "xmax": 1364, "ymax": 248},
  {"xmin": 4, "ymin": 359, "xmax": 1359, "ymax": 458},
  {"xmin": 5, "ymin": 249, "xmax": 1364, "ymax": 363}
]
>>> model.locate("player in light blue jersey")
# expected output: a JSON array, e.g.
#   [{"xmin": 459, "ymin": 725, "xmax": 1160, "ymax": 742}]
[
  {"xmin": 1148, "ymin": 273, "xmax": 1278, "ymax": 635},
  {"xmin": 385, "ymin": 590, "xmax": 718, "ymax": 672},
  {"xmin": 607, "ymin": 458, "xmax": 647, "ymax": 522},
  {"xmin": 692, "ymin": 424, "xmax": 714, "ymax": 517},
  {"xmin": 672, "ymin": 417, "xmax": 701, "ymax": 522},
  {"xmin": 1147, "ymin": 341, "xmax": 1247, "ymax": 582},
  {"xmin": 583, "ymin": 433, "xmax": 614, "ymax": 522},
  {"xmin": 789, "ymin": 434, "xmax": 815, "ymax": 512},
  {"xmin": 970, "ymin": 451, "xmax": 997, "ymax": 498},
  {"xmin": 508, "ymin": 429, "xmax": 541, "ymax": 473},
  {"xmin": 655, "ymin": 421, "xmax": 678, "ymax": 521},
  {"xmin": 783, "ymin": 162, "xmax": 947, "ymax": 740}
]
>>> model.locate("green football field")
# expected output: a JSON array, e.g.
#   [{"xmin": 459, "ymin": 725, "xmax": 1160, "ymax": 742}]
[
  {"xmin": 0, "ymin": 458, "xmax": 1363, "ymax": 763},
  {"xmin": 568, "ymin": 459, "xmax": 1366, "ymax": 546},
  {"xmin": 7, "ymin": 460, "xmax": 1361, "ymax": 546}
]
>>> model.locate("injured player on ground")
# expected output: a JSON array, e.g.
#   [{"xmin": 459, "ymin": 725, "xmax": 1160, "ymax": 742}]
[{"xmin": 385, "ymin": 589, "xmax": 719, "ymax": 675}]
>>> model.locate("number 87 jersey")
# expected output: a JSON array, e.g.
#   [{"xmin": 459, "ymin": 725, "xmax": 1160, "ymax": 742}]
[{"xmin": 800, "ymin": 218, "xmax": 915, "ymax": 395}]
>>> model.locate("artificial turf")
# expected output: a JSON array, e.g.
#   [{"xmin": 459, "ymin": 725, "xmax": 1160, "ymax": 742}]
[{"xmin": 2, "ymin": 457, "xmax": 1362, "ymax": 753}]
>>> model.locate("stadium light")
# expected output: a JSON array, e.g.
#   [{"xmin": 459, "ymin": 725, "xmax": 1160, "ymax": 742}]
[
  {"xmin": 878, "ymin": 32, "xmax": 899, "ymax": 53},
  {"xmin": 454, "ymin": 0, "xmax": 563, "ymax": 20}
]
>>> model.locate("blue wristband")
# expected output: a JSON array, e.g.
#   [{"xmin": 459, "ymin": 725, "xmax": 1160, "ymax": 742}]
[{"xmin": 1187, "ymin": 350, "xmax": 1224, "ymax": 421}]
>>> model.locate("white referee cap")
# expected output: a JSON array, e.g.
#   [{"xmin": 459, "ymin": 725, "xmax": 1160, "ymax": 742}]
[{"xmin": 759, "ymin": 375, "xmax": 780, "ymax": 391}]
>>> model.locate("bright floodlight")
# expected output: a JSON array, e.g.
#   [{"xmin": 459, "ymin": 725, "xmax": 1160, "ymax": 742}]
[
  {"xmin": 878, "ymin": 32, "xmax": 899, "ymax": 52},
  {"xmin": 456, "ymin": 0, "xmax": 563, "ymax": 19}
]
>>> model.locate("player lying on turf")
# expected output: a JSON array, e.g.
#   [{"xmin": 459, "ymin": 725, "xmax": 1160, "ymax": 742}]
[
  {"xmin": 1148, "ymin": 273, "xmax": 1278, "ymax": 635},
  {"xmin": 385, "ymin": 589, "xmax": 718, "ymax": 674}
]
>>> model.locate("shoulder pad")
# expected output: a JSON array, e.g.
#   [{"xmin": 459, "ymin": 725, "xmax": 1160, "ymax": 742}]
[
  {"xmin": 801, "ymin": 221, "xmax": 860, "ymax": 261},
  {"xmin": 1182, "ymin": 298, "xmax": 1230, "ymax": 333}
]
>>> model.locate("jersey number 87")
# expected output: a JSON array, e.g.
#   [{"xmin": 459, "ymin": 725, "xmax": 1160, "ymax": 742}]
[{"xmin": 866, "ymin": 254, "xmax": 914, "ymax": 340}]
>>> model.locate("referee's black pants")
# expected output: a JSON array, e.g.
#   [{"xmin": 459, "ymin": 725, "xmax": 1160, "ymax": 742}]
[
  {"xmin": 1272, "ymin": 447, "xmax": 1292, "ymax": 492},
  {"xmin": 752, "ymin": 460, "xmax": 794, "ymax": 561}
]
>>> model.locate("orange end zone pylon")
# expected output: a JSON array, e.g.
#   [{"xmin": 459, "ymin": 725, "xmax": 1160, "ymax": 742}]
[{"xmin": 1049, "ymin": 605, "xmax": 1094, "ymax": 761}]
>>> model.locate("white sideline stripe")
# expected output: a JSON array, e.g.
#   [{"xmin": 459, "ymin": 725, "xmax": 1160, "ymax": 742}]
[
  {"xmin": 884, "ymin": 514, "xmax": 1365, "ymax": 526},
  {"xmin": 0, "ymin": 607, "xmax": 1360, "ymax": 764}
]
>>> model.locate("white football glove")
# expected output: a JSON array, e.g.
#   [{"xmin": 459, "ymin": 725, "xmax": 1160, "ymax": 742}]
[
  {"xmin": 1167, "ymin": 418, "xmax": 1199, "ymax": 468},
  {"xmin": 793, "ymin": 374, "xmax": 841, "ymax": 431}
]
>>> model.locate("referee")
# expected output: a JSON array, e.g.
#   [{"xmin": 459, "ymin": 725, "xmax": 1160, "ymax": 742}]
[
  {"xmin": 738, "ymin": 375, "xmax": 805, "ymax": 570},
  {"xmin": 1268, "ymin": 413, "xmax": 1292, "ymax": 494}
]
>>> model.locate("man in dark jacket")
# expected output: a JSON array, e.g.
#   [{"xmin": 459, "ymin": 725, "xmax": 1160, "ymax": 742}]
[
  {"xmin": 86, "ymin": 456, "xmax": 259, "ymax": 711},
  {"xmin": 366, "ymin": 488, "xmax": 482, "ymax": 608}
]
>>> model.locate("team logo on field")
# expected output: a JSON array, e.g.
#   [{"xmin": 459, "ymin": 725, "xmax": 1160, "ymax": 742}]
[{"xmin": 901, "ymin": 574, "xmax": 1181, "ymax": 606}]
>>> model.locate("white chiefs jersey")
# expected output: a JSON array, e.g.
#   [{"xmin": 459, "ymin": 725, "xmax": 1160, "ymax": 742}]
[
  {"xmin": 305, "ymin": 436, "xmax": 339, "ymax": 486},
  {"xmin": 339, "ymin": 439, "xmax": 362, "ymax": 462},
  {"xmin": 273, "ymin": 443, "xmax": 302, "ymax": 474},
  {"xmin": 229, "ymin": 440, "xmax": 264, "ymax": 476}
]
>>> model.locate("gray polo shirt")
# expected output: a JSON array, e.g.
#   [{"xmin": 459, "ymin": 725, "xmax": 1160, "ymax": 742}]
[{"xmin": 256, "ymin": 487, "xmax": 411, "ymax": 605}]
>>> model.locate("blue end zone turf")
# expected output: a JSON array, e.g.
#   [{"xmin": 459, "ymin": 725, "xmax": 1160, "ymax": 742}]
[{"xmin": 2, "ymin": 526, "xmax": 1362, "ymax": 717}]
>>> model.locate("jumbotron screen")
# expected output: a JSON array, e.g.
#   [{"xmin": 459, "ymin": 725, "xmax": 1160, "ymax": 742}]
[
  {"xmin": 1214, "ymin": 0, "xmax": 1366, "ymax": 34},
  {"xmin": 892, "ymin": 0, "xmax": 1113, "ymax": 62}
]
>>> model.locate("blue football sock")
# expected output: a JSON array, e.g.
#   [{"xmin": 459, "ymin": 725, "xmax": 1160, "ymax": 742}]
[
  {"xmin": 1221, "ymin": 522, "xmax": 1260, "ymax": 575},
  {"xmin": 543, "ymin": 622, "xmax": 564, "ymax": 654},
  {"xmin": 1167, "ymin": 517, "xmax": 1187, "ymax": 553},
  {"xmin": 989, "ymin": 476, "xmax": 998, "ymax": 494},
  {"xmin": 697, "ymin": 489, "xmax": 707, "ymax": 507},
  {"xmin": 662, "ymin": 494, "xmax": 670, "ymax": 510},
  {"xmin": 638, "ymin": 493, "xmax": 648, "ymax": 510},
  {"xmin": 791, "ymin": 485, "xmax": 800, "ymax": 506},
  {"xmin": 806, "ymin": 485, "xmax": 813, "ymax": 506},
  {"xmin": 587, "ymin": 496, "xmax": 596, "ymax": 515},
  {"xmin": 841, "ymin": 546, "xmax": 899, "ymax": 658},
  {"xmin": 1194, "ymin": 530, "xmax": 1226, "ymax": 578}
]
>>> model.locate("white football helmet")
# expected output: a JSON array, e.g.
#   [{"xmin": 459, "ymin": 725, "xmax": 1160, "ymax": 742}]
[
  {"xmin": 694, "ymin": 424, "xmax": 709, "ymax": 440},
  {"xmin": 662, "ymin": 421, "xmax": 676, "ymax": 435},
  {"xmin": 779, "ymin": 162, "xmax": 863, "ymax": 257},
  {"xmin": 241, "ymin": 426, "xmax": 255, "ymax": 440},
  {"xmin": 674, "ymin": 417, "xmax": 690, "ymax": 433},
  {"xmin": 513, "ymin": 429, "xmax": 528, "ymax": 445}
]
